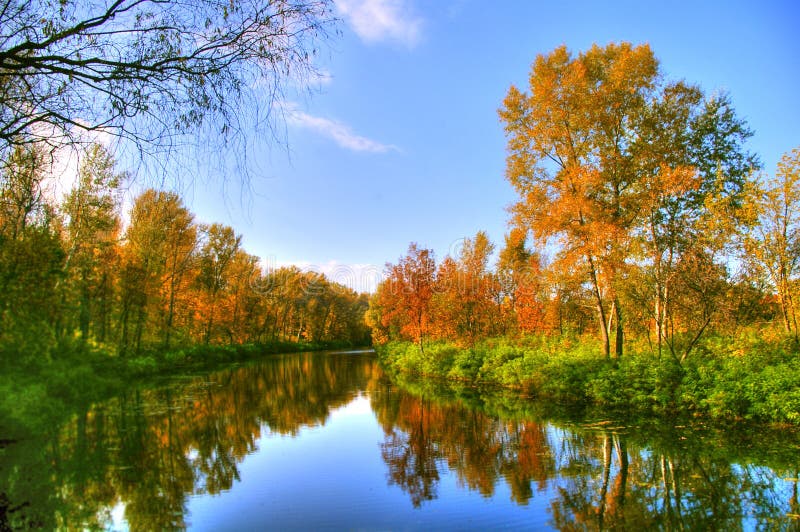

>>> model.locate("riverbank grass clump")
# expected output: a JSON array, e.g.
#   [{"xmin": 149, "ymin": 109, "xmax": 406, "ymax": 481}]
[{"xmin": 376, "ymin": 333, "xmax": 800, "ymax": 425}]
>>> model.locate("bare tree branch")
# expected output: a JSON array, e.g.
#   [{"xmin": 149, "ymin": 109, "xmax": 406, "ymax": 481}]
[{"xmin": 0, "ymin": 0, "xmax": 336, "ymax": 176}]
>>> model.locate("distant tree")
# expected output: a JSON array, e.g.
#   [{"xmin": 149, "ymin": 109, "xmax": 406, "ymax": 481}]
[
  {"xmin": 743, "ymin": 147, "xmax": 800, "ymax": 341},
  {"xmin": 432, "ymin": 232, "xmax": 498, "ymax": 345},
  {"xmin": 119, "ymin": 189, "xmax": 195, "ymax": 354},
  {"xmin": 497, "ymin": 228, "xmax": 545, "ymax": 335},
  {"xmin": 62, "ymin": 144, "xmax": 124, "ymax": 341},
  {"xmin": 196, "ymin": 223, "xmax": 241, "ymax": 344},
  {"xmin": 223, "ymin": 249, "xmax": 261, "ymax": 343},
  {"xmin": 372, "ymin": 243, "xmax": 435, "ymax": 352},
  {"xmin": 0, "ymin": 144, "xmax": 63, "ymax": 353}
]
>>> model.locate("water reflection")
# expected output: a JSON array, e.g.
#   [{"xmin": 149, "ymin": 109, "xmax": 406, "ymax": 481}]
[
  {"xmin": 2, "ymin": 352, "xmax": 382, "ymax": 530},
  {"xmin": 1, "ymin": 351, "xmax": 799, "ymax": 530},
  {"xmin": 371, "ymin": 376, "xmax": 800, "ymax": 530}
]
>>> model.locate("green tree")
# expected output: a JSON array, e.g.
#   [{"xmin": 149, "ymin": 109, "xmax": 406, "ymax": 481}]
[
  {"xmin": 61, "ymin": 144, "xmax": 124, "ymax": 341},
  {"xmin": 0, "ymin": 144, "xmax": 64, "ymax": 354},
  {"xmin": 632, "ymin": 88, "xmax": 759, "ymax": 359}
]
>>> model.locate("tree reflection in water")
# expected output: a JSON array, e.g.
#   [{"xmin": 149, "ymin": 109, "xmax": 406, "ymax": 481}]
[
  {"xmin": 372, "ymin": 376, "xmax": 800, "ymax": 530},
  {"xmin": 1, "ymin": 352, "xmax": 799, "ymax": 530},
  {"xmin": 2, "ymin": 352, "xmax": 381, "ymax": 529}
]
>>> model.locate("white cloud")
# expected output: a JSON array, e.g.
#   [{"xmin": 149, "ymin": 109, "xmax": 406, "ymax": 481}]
[
  {"xmin": 336, "ymin": 0, "xmax": 423, "ymax": 48},
  {"xmin": 285, "ymin": 106, "xmax": 398, "ymax": 153}
]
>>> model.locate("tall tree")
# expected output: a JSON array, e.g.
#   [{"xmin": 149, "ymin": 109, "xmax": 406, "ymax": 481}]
[
  {"xmin": 499, "ymin": 42, "xmax": 758, "ymax": 358},
  {"xmin": 62, "ymin": 144, "xmax": 123, "ymax": 341},
  {"xmin": 497, "ymin": 228, "xmax": 545, "ymax": 334},
  {"xmin": 119, "ymin": 189, "xmax": 195, "ymax": 354},
  {"xmin": 500, "ymin": 43, "xmax": 658, "ymax": 358},
  {"xmin": 432, "ymin": 232, "xmax": 498, "ymax": 345},
  {"xmin": 196, "ymin": 223, "xmax": 241, "ymax": 345},
  {"xmin": 371, "ymin": 243, "xmax": 436, "ymax": 353},
  {"xmin": 0, "ymin": 144, "xmax": 63, "ymax": 352},
  {"xmin": 632, "ymin": 87, "xmax": 759, "ymax": 359}
]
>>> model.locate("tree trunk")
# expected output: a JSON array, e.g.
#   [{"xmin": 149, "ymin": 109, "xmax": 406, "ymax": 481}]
[
  {"xmin": 588, "ymin": 255, "xmax": 611, "ymax": 358},
  {"xmin": 614, "ymin": 297, "xmax": 623, "ymax": 359}
]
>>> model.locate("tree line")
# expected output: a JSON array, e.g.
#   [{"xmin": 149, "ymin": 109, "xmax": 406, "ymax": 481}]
[
  {"xmin": 0, "ymin": 143, "xmax": 369, "ymax": 360},
  {"xmin": 369, "ymin": 42, "xmax": 799, "ymax": 362}
]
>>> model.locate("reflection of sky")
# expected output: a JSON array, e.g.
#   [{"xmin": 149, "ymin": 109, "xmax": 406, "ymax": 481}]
[
  {"xmin": 183, "ymin": 391, "xmax": 552, "ymax": 531},
  {"xmin": 90, "ymin": 355, "xmax": 800, "ymax": 530},
  {"xmin": 109, "ymin": 500, "xmax": 129, "ymax": 532}
]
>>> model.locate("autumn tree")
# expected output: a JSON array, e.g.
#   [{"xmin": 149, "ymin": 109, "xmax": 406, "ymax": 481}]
[
  {"xmin": 500, "ymin": 42, "xmax": 757, "ymax": 358},
  {"xmin": 159, "ymin": 205, "xmax": 197, "ymax": 349},
  {"xmin": 432, "ymin": 232, "xmax": 499, "ymax": 345},
  {"xmin": 119, "ymin": 189, "xmax": 196, "ymax": 354},
  {"xmin": 223, "ymin": 250, "xmax": 262, "ymax": 344},
  {"xmin": 500, "ymin": 43, "xmax": 657, "ymax": 358},
  {"xmin": 743, "ymin": 147, "xmax": 800, "ymax": 341},
  {"xmin": 497, "ymin": 228, "xmax": 546, "ymax": 334},
  {"xmin": 196, "ymin": 223, "xmax": 241, "ymax": 345},
  {"xmin": 370, "ymin": 244, "xmax": 436, "ymax": 352}
]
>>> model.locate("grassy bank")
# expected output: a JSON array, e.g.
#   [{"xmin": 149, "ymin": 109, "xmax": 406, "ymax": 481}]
[
  {"xmin": 376, "ymin": 333, "xmax": 800, "ymax": 425},
  {"xmin": 0, "ymin": 339, "xmax": 366, "ymax": 439}
]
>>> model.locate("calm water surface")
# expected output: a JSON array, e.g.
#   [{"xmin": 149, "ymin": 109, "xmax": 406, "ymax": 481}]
[{"xmin": 3, "ymin": 350, "xmax": 800, "ymax": 530}]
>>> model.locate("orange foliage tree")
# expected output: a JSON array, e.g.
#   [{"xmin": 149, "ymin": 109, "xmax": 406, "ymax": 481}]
[
  {"xmin": 499, "ymin": 42, "xmax": 758, "ymax": 359},
  {"xmin": 370, "ymin": 243, "xmax": 436, "ymax": 352},
  {"xmin": 432, "ymin": 231, "xmax": 500, "ymax": 345}
]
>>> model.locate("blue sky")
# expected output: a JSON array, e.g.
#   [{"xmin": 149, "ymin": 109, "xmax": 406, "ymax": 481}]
[{"xmin": 186, "ymin": 0, "xmax": 799, "ymax": 292}]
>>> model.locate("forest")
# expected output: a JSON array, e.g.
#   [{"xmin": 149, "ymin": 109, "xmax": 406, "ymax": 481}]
[
  {"xmin": 0, "ymin": 142, "xmax": 370, "ymax": 369},
  {"xmin": 368, "ymin": 43, "xmax": 800, "ymax": 424},
  {"xmin": 1, "ymin": 32, "xmax": 799, "ymax": 428}
]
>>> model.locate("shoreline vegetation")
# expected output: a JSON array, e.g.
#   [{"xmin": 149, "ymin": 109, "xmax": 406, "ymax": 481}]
[
  {"xmin": 1, "ymin": 145, "xmax": 372, "ymax": 441},
  {"xmin": 0, "ymin": 340, "xmax": 368, "ymax": 440},
  {"xmin": 376, "ymin": 335, "xmax": 800, "ymax": 426}
]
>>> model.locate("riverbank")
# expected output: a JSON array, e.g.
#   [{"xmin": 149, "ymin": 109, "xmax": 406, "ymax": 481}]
[
  {"xmin": 0, "ymin": 339, "xmax": 367, "ymax": 439},
  {"xmin": 376, "ymin": 334, "xmax": 800, "ymax": 425}
]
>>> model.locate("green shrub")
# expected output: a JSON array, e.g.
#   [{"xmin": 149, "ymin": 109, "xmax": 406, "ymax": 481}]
[{"xmin": 376, "ymin": 333, "xmax": 800, "ymax": 425}]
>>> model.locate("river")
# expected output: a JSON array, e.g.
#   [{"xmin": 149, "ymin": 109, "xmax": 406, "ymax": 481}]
[{"xmin": 2, "ymin": 349, "xmax": 799, "ymax": 530}]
